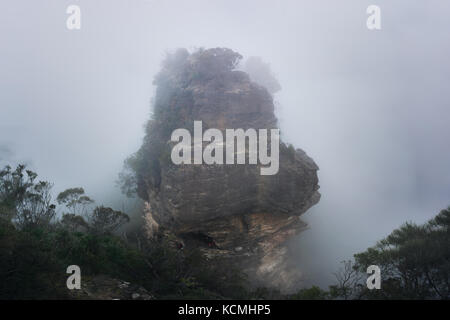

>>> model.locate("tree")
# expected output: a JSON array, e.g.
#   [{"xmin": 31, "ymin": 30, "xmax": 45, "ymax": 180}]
[
  {"xmin": 117, "ymin": 155, "xmax": 139, "ymax": 198},
  {"xmin": 291, "ymin": 286, "xmax": 329, "ymax": 300},
  {"xmin": 328, "ymin": 260, "xmax": 364, "ymax": 300},
  {"xmin": 354, "ymin": 207, "xmax": 450, "ymax": 299},
  {"xmin": 59, "ymin": 213, "xmax": 89, "ymax": 233},
  {"xmin": 88, "ymin": 206, "xmax": 130, "ymax": 235},
  {"xmin": 0, "ymin": 164, "xmax": 56, "ymax": 229},
  {"xmin": 15, "ymin": 180, "xmax": 56, "ymax": 229},
  {"xmin": 57, "ymin": 187, "xmax": 94, "ymax": 215},
  {"xmin": 0, "ymin": 165, "xmax": 34, "ymax": 221}
]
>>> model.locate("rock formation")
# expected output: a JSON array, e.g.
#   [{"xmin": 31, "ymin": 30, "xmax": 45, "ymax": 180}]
[{"xmin": 131, "ymin": 48, "xmax": 320, "ymax": 291}]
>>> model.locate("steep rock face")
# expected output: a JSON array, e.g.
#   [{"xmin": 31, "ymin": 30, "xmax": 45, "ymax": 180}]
[{"xmin": 135, "ymin": 48, "xmax": 320, "ymax": 291}]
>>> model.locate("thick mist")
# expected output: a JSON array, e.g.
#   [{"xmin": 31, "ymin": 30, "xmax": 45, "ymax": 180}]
[{"xmin": 1, "ymin": 0, "xmax": 449, "ymax": 287}]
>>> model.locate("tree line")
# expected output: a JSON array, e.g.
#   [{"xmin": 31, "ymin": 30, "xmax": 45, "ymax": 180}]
[{"xmin": 1, "ymin": 164, "xmax": 448, "ymax": 299}]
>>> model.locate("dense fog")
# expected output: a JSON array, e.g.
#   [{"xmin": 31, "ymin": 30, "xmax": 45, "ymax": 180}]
[{"xmin": 1, "ymin": 0, "xmax": 449, "ymax": 287}]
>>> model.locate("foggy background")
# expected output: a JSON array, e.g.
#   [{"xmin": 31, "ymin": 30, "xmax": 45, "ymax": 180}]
[{"xmin": 1, "ymin": 0, "xmax": 449, "ymax": 287}]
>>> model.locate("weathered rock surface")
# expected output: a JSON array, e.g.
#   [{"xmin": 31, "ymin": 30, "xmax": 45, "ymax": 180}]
[{"xmin": 135, "ymin": 48, "xmax": 320, "ymax": 292}]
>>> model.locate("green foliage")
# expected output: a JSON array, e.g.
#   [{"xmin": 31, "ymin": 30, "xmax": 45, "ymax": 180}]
[
  {"xmin": 353, "ymin": 207, "xmax": 450, "ymax": 299},
  {"xmin": 50, "ymin": 230, "xmax": 149, "ymax": 282},
  {"xmin": 138, "ymin": 236, "xmax": 250, "ymax": 299},
  {"xmin": 0, "ymin": 220, "xmax": 150, "ymax": 299},
  {"xmin": 117, "ymin": 155, "xmax": 139, "ymax": 198},
  {"xmin": 1, "ymin": 217, "xmax": 248, "ymax": 299},
  {"xmin": 249, "ymin": 287, "xmax": 284, "ymax": 300},
  {"xmin": 0, "ymin": 165, "xmax": 36, "ymax": 213},
  {"xmin": 0, "ymin": 165, "xmax": 56, "ymax": 229},
  {"xmin": 59, "ymin": 213, "xmax": 89, "ymax": 232},
  {"xmin": 88, "ymin": 206, "xmax": 130, "ymax": 235},
  {"xmin": 0, "ymin": 163, "xmax": 251, "ymax": 299},
  {"xmin": 5, "ymin": 163, "xmax": 449, "ymax": 300},
  {"xmin": 57, "ymin": 187, "xmax": 94, "ymax": 215},
  {"xmin": 0, "ymin": 220, "xmax": 69, "ymax": 299},
  {"xmin": 290, "ymin": 208, "xmax": 450, "ymax": 301},
  {"xmin": 290, "ymin": 286, "xmax": 330, "ymax": 300}
]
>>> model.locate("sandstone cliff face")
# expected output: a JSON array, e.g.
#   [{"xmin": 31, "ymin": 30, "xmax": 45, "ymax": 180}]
[{"xmin": 134, "ymin": 48, "xmax": 320, "ymax": 291}]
